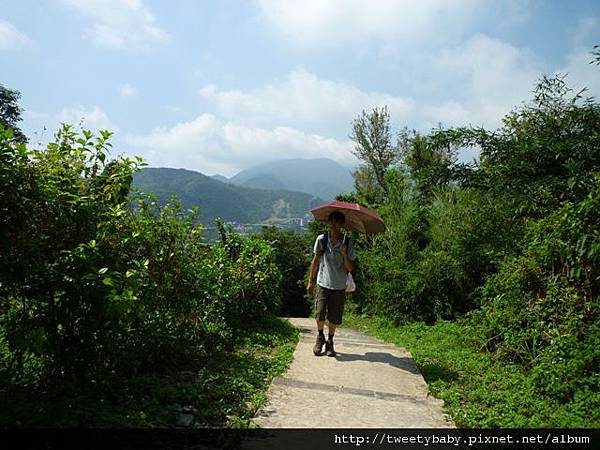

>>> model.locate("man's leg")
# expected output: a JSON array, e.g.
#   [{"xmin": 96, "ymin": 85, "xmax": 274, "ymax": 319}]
[
  {"xmin": 314, "ymin": 320, "xmax": 326, "ymax": 355},
  {"xmin": 313, "ymin": 286, "xmax": 327, "ymax": 355},
  {"xmin": 327, "ymin": 322, "xmax": 337, "ymax": 336},
  {"xmin": 325, "ymin": 290, "xmax": 345, "ymax": 356},
  {"xmin": 318, "ymin": 320, "xmax": 326, "ymax": 341},
  {"xmin": 325, "ymin": 322, "xmax": 337, "ymax": 356}
]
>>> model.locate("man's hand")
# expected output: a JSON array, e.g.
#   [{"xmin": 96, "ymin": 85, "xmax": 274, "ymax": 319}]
[
  {"xmin": 306, "ymin": 280, "xmax": 314, "ymax": 294},
  {"xmin": 341, "ymin": 244, "xmax": 348, "ymax": 256}
]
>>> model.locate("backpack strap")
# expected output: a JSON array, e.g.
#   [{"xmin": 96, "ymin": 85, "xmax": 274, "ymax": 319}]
[
  {"xmin": 320, "ymin": 233, "xmax": 350, "ymax": 254},
  {"xmin": 320, "ymin": 232, "xmax": 328, "ymax": 254}
]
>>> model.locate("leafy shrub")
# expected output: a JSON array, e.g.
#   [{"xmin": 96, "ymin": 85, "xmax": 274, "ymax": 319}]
[
  {"xmin": 1, "ymin": 124, "xmax": 142, "ymax": 379},
  {"xmin": 477, "ymin": 177, "xmax": 599, "ymax": 362},
  {"xmin": 347, "ymin": 71, "xmax": 600, "ymax": 425},
  {"xmin": 0, "ymin": 124, "xmax": 282, "ymax": 384},
  {"xmin": 354, "ymin": 175, "xmax": 519, "ymax": 323},
  {"xmin": 253, "ymin": 227, "xmax": 312, "ymax": 317},
  {"xmin": 214, "ymin": 221, "xmax": 282, "ymax": 326},
  {"xmin": 474, "ymin": 182, "xmax": 600, "ymax": 405},
  {"xmin": 426, "ymin": 188, "xmax": 521, "ymax": 314}
]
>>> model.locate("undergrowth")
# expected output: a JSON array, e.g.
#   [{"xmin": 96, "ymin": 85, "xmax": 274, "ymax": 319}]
[
  {"xmin": 343, "ymin": 310, "xmax": 599, "ymax": 428},
  {"xmin": 0, "ymin": 316, "xmax": 298, "ymax": 428}
]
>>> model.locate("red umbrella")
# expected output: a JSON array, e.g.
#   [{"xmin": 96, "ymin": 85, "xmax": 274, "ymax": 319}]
[{"xmin": 310, "ymin": 200, "xmax": 385, "ymax": 234}]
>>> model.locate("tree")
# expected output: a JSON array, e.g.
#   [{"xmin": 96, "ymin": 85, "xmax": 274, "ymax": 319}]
[
  {"xmin": 0, "ymin": 84, "xmax": 27, "ymax": 143},
  {"xmin": 398, "ymin": 128, "xmax": 458, "ymax": 202},
  {"xmin": 350, "ymin": 106, "xmax": 396, "ymax": 197},
  {"xmin": 352, "ymin": 164, "xmax": 385, "ymax": 205}
]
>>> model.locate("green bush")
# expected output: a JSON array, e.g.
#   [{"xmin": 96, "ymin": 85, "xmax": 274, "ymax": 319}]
[
  {"xmin": 347, "ymin": 71, "xmax": 600, "ymax": 426},
  {"xmin": 477, "ymin": 177, "xmax": 599, "ymax": 358},
  {"xmin": 213, "ymin": 222, "xmax": 282, "ymax": 326},
  {"xmin": 473, "ymin": 180, "xmax": 600, "ymax": 405},
  {"xmin": 354, "ymin": 177, "xmax": 519, "ymax": 323},
  {"xmin": 0, "ymin": 124, "xmax": 282, "ymax": 385},
  {"xmin": 253, "ymin": 227, "xmax": 312, "ymax": 317}
]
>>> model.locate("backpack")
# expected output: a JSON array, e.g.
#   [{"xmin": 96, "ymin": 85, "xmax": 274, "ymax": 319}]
[{"xmin": 319, "ymin": 232, "xmax": 350, "ymax": 254}]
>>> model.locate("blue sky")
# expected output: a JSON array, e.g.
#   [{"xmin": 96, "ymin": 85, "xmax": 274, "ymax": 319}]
[{"xmin": 2, "ymin": 0, "xmax": 599, "ymax": 176}]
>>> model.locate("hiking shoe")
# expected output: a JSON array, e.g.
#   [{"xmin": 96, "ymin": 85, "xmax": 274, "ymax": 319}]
[
  {"xmin": 313, "ymin": 335, "xmax": 326, "ymax": 356},
  {"xmin": 325, "ymin": 339, "xmax": 336, "ymax": 357}
]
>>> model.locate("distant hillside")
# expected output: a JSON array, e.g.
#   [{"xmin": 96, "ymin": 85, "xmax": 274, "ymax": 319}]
[
  {"xmin": 241, "ymin": 173, "xmax": 286, "ymax": 190},
  {"xmin": 210, "ymin": 174, "xmax": 229, "ymax": 183},
  {"xmin": 133, "ymin": 168, "xmax": 324, "ymax": 224},
  {"xmin": 229, "ymin": 158, "xmax": 354, "ymax": 200}
]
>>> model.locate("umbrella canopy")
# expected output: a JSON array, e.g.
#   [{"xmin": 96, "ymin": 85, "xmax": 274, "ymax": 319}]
[{"xmin": 310, "ymin": 200, "xmax": 385, "ymax": 234}]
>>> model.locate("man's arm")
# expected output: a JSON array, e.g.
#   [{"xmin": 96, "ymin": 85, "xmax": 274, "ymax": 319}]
[{"xmin": 306, "ymin": 253, "xmax": 320, "ymax": 293}]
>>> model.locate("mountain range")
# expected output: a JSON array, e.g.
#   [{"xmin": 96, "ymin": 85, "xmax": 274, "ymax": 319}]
[
  {"xmin": 132, "ymin": 167, "xmax": 325, "ymax": 224},
  {"xmin": 132, "ymin": 158, "xmax": 356, "ymax": 225},
  {"xmin": 214, "ymin": 158, "xmax": 355, "ymax": 201}
]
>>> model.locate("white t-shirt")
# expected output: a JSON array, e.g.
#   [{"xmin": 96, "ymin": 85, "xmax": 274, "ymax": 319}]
[{"xmin": 313, "ymin": 232, "xmax": 355, "ymax": 290}]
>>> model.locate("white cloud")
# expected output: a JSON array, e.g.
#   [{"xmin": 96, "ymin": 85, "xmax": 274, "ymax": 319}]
[
  {"xmin": 199, "ymin": 38, "xmax": 541, "ymax": 135},
  {"xmin": 421, "ymin": 34, "xmax": 541, "ymax": 129},
  {"xmin": 124, "ymin": 32, "xmax": 598, "ymax": 174},
  {"xmin": 60, "ymin": 0, "xmax": 169, "ymax": 50},
  {"xmin": 421, "ymin": 102, "xmax": 472, "ymax": 128},
  {"xmin": 119, "ymin": 83, "xmax": 138, "ymax": 97},
  {"xmin": 125, "ymin": 114, "xmax": 355, "ymax": 176},
  {"xmin": 131, "ymin": 33, "xmax": 596, "ymax": 174},
  {"xmin": 200, "ymin": 69, "xmax": 415, "ymax": 133},
  {"xmin": 21, "ymin": 106, "xmax": 118, "ymax": 147},
  {"xmin": 559, "ymin": 48, "xmax": 600, "ymax": 99},
  {"xmin": 256, "ymin": 0, "xmax": 485, "ymax": 47},
  {"xmin": 0, "ymin": 20, "xmax": 34, "ymax": 50},
  {"xmin": 422, "ymin": 33, "xmax": 600, "ymax": 130},
  {"xmin": 560, "ymin": 17, "xmax": 600, "ymax": 98},
  {"xmin": 57, "ymin": 105, "xmax": 118, "ymax": 131}
]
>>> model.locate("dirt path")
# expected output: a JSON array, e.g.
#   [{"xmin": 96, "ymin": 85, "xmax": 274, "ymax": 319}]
[{"xmin": 252, "ymin": 317, "xmax": 454, "ymax": 428}]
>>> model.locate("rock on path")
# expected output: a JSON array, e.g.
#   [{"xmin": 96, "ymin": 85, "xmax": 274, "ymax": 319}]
[{"xmin": 252, "ymin": 317, "xmax": 454, "ymax": 428}]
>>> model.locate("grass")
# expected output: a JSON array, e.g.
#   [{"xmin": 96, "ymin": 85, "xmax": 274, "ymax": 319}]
[
  {"xmin": 0, "ymin": 316, "xmax": 298, "ymax": 428},
  {"xmin": 342, "ymin": 309, "xmax": 599, "ymax": 428}
]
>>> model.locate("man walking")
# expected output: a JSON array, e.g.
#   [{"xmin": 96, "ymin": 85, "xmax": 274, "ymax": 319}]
[{"xmin": 306, "ymin": 211, "xmax": 354, "ymax": 357}]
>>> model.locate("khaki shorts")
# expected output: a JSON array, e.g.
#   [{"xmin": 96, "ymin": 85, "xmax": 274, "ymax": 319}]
[{"xmin": 315, "ymin": 285, "xmax": 346, "ymax": 325}]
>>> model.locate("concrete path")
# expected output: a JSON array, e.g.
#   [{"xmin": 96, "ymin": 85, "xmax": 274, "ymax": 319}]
[{"xmin": 252, "ymin": 317, "xmax": 454, "ymax": 428}]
